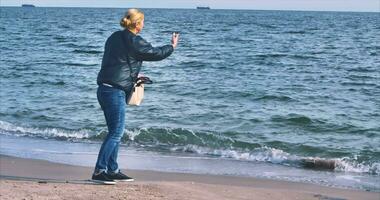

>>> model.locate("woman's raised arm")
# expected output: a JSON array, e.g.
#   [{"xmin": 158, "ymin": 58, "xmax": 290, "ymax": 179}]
[{"xmin": 133, "ymin": 36, "xmax": 174, "ymax": 61}]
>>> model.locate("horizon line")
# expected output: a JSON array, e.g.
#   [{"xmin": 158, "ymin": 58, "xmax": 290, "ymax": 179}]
[{"xmin": 0, "ymin": 5, "xmax": 379, "ymax": 13}]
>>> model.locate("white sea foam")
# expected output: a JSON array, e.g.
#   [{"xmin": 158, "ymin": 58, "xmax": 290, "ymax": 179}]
[
  {"xmin": 334, "ymin": 157, "xmax": 380, "ymax": 175},
  {"xmin": 125, "ymin": 128, "xmax": 145, "ymax": 141},
  {"xmin": 170, "ymin": 144, "xmax": 380, "ymax": 175},
  {"xmin": 170, "ymin": 145, "xmax": 297, "ymax": 163},
  {"xmin": 0, "ymin": 120, "xmax": 90, "ymax": 139}
]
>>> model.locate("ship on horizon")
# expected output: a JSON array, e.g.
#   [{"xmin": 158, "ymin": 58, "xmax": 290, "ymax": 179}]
[
  {"xmin": 196, "ymin": 6, "xmax": 210, "ymax": 10},
  {"xmin": 22, "ymin": 4, "xmax": 36, "ymax": 8}
]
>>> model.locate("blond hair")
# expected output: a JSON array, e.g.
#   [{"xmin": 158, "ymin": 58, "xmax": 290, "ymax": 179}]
[{"xmin": 120, "ymin": 9, "xmax": 144, "ymax": 31}]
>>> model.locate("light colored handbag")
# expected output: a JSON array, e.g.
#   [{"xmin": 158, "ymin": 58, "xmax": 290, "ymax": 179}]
[{"xmin": 127, "ymin": 83, "xmax": 144, "ymax": 106}]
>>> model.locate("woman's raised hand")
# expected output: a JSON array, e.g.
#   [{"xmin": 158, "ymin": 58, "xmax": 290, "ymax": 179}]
[{"xmin": 171, "ymin": 32, "xmax": 179, "ymax": 49}]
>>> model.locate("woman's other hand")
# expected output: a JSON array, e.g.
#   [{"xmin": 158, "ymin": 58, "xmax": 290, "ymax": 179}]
[{"xmin": 171, "ymin": 32, "xmax": 179, "ymax": 49}]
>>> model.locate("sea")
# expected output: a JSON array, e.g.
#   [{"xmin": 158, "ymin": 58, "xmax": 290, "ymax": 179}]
[{"xmin": 0, "ymin": 7, "xmax": 379, "ymax": 191}]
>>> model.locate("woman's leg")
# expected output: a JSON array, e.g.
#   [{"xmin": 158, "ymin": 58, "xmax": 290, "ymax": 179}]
[
  {"xmin": 94, "ymin": 85, "xmax": 126, "ymax": 173},
  {"xmin": 107, "ymin": 143, "xmax": 120, "ymax": 173}
]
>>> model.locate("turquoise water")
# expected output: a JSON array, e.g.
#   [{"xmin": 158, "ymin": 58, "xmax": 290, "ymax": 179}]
[{"xmin": 0, "ymin": 7, "xmax": 379, "ymax": 190}]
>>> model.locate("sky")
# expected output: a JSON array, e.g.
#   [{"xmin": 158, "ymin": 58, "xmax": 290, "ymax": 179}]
[{"xmin": 1, "ymin": 0, "xmax": 379, "ymax": 12}]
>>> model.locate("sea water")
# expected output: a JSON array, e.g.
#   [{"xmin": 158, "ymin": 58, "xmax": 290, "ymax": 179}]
[{"xmin": 0, "ymin": 7, "xmax": 379, "ymax": 191}]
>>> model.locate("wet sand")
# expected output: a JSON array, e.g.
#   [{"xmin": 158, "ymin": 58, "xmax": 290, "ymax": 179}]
[{"xmin": 0, "ymin": 155, "xmax": 378, "ymax": 200}]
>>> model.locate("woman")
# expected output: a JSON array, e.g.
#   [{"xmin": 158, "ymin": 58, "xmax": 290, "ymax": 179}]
[{"xmin": 92, "ymin": 8, "xmax": 179, "ymax": 184}]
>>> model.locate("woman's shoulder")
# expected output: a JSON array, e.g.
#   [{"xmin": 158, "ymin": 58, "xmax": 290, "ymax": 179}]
[
  {"xmin": 105, "ymin": 30, "xmax": 126, "ymax": 44},
  {"xmin": 109, "ymin": 30, "xmax": 124, "ymax": 38},
  {"xmin": 131, "ymin": 35, "xmax": 149, "ymax": 47}
]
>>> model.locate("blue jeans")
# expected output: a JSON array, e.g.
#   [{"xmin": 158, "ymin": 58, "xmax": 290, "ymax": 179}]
[{"xmin": 95, "ymin": 84, "xmax": 129, "ymax": 173}]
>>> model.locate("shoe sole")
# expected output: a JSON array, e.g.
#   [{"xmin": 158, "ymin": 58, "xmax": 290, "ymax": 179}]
[
  {"xmin": 114, "ymin": 179, "xmax": 134, "ymax": 182},
  {"xmin": 90, "ymin": 179, "xmax": 117, "ymax": 185}
]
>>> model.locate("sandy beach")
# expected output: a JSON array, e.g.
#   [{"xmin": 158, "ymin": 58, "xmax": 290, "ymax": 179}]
[{"xmin": 0, "ymin": 155, "xmax": 378, "ymax": 200}]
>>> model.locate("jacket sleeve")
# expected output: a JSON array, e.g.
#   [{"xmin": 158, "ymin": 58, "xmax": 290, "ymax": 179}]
[{"xmin": 133, "ymin": 36, "xmax": 174, "ymax": 61}]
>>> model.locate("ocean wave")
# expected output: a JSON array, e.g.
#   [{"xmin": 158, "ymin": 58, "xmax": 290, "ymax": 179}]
[
  {"xmin": 0, "ymin": 120, "xmax": 90, "ymax": 140},
  {"xmin": 179, "ymin": 60, "xmax": 209, "ymax": 68},
  {"xmin": 254, "ymin": 53, "xmax": 287, "ymax": 58},
  {"xmin": 369, "ymin": 52, "xmax": 377, "ymax": 56},
  {"xmin": 334, "ymin": 157, "xmax": 380, "ymax": 175},
  {"xmin": 170, "ymin": 145, "xmax": 380, "ymax": 174},
  {"xmin": 73, "ymin": 49, "xmax": 102, "ymax": 54},
  {"xmin": 1, "ymin": 120, "xmax": 378, "ymax": 175},
  {"xmin": 91, "ymin": 127, "xmax": 258, "ymax": 150},
  {"xmin": 53, "ymin": 36, "xmax": 67, "ymax": 41},
  {"xmin": 252, "ymin": 23, "xmax": 277, "ymax": 29},
  {"xmin": 93, "ymin": 127, "xmax": 380, "ymax": 174},
  {"xmin": 254, "ymin": 95, "xmax": 294, "ymax": 102},
  {"xmin": 253, "ymin": 53, "xmax": 319, "ymax": 60},
  {"xmin": 284, "ymin": 30, "xmax": 307, "ymax": 34},
  {"xmin": 170, "ymin": 145, "xmax": 295, "ymax": 164},
  {"xmin": 62, "ymin": 62, "xmax": 98, "ymax": 67},
  {"xmin": 341, "ymin": 81, "xmax": 378, "ymax": 87},
  {"xmin": 269, "ymin": 114, "xmax": 371, "ymax": 135},
  {"xmin": 346, "ymin": 67, "xmax": 377, "ymax": 73},
  {"xmin": 26, "ymin": 80, "xmax": 66, "ymax": 86},
  {"xmin": 271, "ymin": 114, "xmax": 313, "ymax": 125}
]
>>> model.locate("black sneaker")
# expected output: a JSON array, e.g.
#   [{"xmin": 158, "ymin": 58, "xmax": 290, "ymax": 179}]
[
  {"xmin": 91, "ymin": 171, "xmax": 116, "ymax": 185},
  {"xmin": 107, "ymin": 171, "xmax": 134, "ymax": 182}
]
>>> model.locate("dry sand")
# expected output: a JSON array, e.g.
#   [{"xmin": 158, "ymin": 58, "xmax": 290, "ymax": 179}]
[{"xmin": 0, "ymin": 155, "xmax": 379, "ymax": 200}]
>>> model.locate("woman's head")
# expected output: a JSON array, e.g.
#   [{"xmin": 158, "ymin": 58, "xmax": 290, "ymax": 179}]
[{"xmin": 120, "ymin": 9, "xmax": 145, "ymax": 34}]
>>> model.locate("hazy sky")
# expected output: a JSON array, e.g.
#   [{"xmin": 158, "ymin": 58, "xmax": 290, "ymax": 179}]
[{"xmin": 1, "ymin": 0, "xmax": 379, "ymax": 12}]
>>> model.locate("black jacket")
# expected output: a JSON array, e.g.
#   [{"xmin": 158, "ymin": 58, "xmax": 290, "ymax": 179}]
[{"xmin": 97, "ymin": 29, "xmax": 174, "ymax": 90}]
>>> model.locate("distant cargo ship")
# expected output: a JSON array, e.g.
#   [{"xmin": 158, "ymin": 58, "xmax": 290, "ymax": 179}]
[
  {"xmin": 22, "ymin": 4, "xmax": 35, "ymax": 7},
  {"xmin": 196, "ymin": 6, "xmax": 210, "ymax": 10}
]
